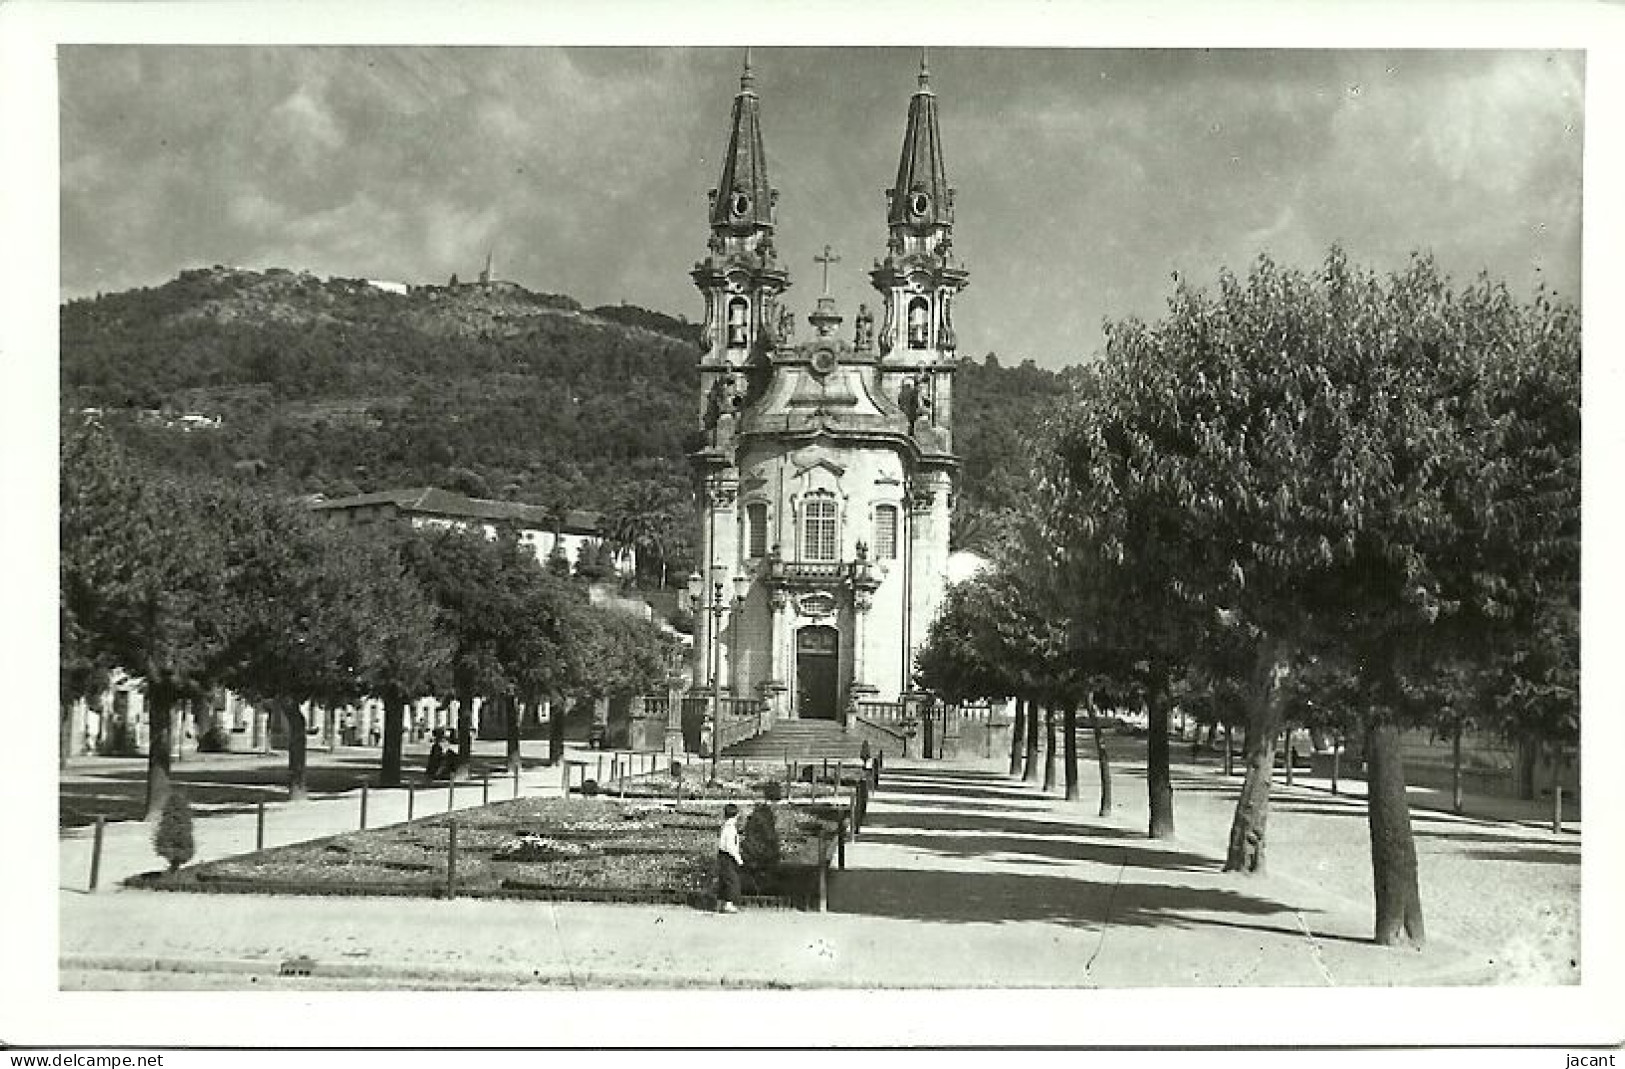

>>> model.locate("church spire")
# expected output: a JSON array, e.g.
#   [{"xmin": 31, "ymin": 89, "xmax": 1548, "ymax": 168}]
[
  {"xmin": 709, "ymin": 48, "xmax": 776, "ymax": 233},
  {"xmin": 887, "ymin": 48, "xmax": 952, "ymax": 232},
  {"xmin": 871, "ymin": 56, "xmax": 966, "ymax": 361}
]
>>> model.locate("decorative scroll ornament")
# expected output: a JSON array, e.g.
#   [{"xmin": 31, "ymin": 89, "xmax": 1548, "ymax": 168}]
[
  {"xmin": 706, "ymin": 481, "xmax": 739, "ymax": 508},
  {"xmin": 798, "ymin": 591, "xmax": 837, "ymax": 618},
  {"xmin": 700, "ymin": 293, "xmax": 718, "ymax": 352}
]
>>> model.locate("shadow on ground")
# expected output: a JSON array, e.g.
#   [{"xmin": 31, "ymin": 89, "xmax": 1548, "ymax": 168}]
[
  {"xmin": 827, "ymin": 866, "xmax": 1350, "ymax": 941},
  {"xmin": 59, "ymin": 754, "xmax": 535, "ymax": 828},
  {"xmin": 856, "ymin": 828, "xmax": 1215, "ymax": 872}
]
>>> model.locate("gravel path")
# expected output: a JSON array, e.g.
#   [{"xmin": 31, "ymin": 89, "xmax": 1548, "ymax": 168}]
[{"xmin": 1066, "ymin": 738, "xmax": 1580, "ymax": 983}]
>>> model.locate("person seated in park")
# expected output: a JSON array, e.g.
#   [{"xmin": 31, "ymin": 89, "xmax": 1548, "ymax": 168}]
[{"xmin": 425, "ymin": 734, "xmax": 448, "ymax": 781}]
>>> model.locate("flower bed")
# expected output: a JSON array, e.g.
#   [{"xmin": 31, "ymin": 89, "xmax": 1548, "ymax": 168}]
[
  {"xmin": 130, "ymin": 793, "xmax": 848, "ymax": 907},
  {"xmin": 596, "ymin": 758, "xmax": 866, "ymax": 806}
]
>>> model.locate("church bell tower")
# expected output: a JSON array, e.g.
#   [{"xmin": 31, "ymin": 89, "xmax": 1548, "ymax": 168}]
[
  {"xmin": 689, "ymin": 52, "xmax": 790, "ymax": 694},
  {"xmin": 869, "ymin": 51, "xmax": 965, "ymax": 680}
]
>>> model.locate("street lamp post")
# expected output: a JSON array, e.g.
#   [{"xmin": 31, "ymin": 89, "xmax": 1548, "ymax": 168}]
[{"xmin": 689, "ymin": 566, "xmax": 749, "ymax": 783}]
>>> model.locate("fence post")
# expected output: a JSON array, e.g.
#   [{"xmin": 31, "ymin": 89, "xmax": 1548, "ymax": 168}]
[
  {"xmin": 256, "ymin": 801, "xmax": 266, "ymax": 851},
  {"xmin": 88, "ymin": 816, "xmax": 105, "ymax": 892},
  {"xmin": 407, "ymin": 784, "xmax": 416, "ymax": 821},
  {"xmin": 1553, "ymin": 783, "xmax": 1563, "ymax": 834},
  {"xmin": 445, "ymin": 820, "xmax": 459, "ymax": 899},
  {"xmin": 513, "ymin": 767, "xmax": 521, "ymax": 799},
  {"xmin": 1331, "ymin": 739, "xmax": 1341, "ymax": 796},
  {"xmin": 360, "ymin": 783, "xmax": 369, "ymax": 830},
  {"xmin": 481, "ymin": 772, "xmax": 490, "ymax": 807},
  {"xmin": 837, "ymin": 819, "xmax": 846, "ymax": 870},
  {"xmin": 446, "ymin": 778, "xmax": 455, "ymax": 813},
  {"xmin": 817, "ymin": 834, "xmax": 828, "ymax": 913},
  {"xmin": 560, "ymin": 760, "xmax": 570, "ymax": 794},
  {"xmin": 596, "ymin": 754, "xmax": 604, "ymax": 784}
]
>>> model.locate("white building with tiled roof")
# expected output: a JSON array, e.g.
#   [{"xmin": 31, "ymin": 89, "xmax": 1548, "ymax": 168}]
[{"xmin": 308, "ymin": 486, "xmax": 634, "ymax": 578}]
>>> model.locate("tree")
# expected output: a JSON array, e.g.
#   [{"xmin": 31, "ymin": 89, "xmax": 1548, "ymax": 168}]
[
  {"xmin": 398, "ymin": 527, "xmax": 523, "ymax": 776},
  {"xmin": 915, "ymin": 564, "xmax": 1117, "ymax": 814},
  {"xmin": 605, "ymin": 480, "xmax": 688, "ymax": 588},
  {"xmin": 342, "ymin": 529, "xmax": 449, "ymax": 788},
  {"xmin": 1040, "ymin": 249, "xmax": 1579, "ymax": 945},
  {"xmin": 60, "ymin": 425, "xmax": 240, "ymax": 818},
  {"xmin": 216, "ymin": 493, "xmax": 401, "ymax": 799}
]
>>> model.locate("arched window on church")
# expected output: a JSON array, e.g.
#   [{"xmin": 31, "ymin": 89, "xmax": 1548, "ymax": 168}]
[
  {"xmin": 907, "ymin": 296, "xmax": 930, "ymax": 349},
  {"xmin": 874, "ymin": 504, "xmax": 898, "ymax": 561},
  {"xmin": 727, "ymin": 297, "xmax": 749, "ymax": 349},
  {"xmin": 745, "ymin": 502, "xmax": 768, "ymax": 560},
  {"xmin": 802, "ymin": 495, "xmax": 838, "ymax": 562}
]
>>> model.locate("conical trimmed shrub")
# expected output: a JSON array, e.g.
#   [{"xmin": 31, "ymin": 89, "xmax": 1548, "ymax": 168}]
[{"xmin": 153, "ymin": 788, "xmax": 195, "ymax": 873}]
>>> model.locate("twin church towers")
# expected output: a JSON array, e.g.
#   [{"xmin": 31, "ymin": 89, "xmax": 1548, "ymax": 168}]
[{"xmin": 689, "ymin": 52, "xmax": 964, "ymax": 724}]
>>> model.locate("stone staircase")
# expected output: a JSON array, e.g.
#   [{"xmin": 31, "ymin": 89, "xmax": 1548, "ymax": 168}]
[{"xmin": 721, "ymin": 720, "xmax": 869, "ymax": 762}]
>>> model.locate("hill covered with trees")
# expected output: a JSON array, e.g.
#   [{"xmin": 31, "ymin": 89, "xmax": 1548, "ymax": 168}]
[{"xmin": 61, "ymin": 266, "xmax": 1074, "ymax": 581}]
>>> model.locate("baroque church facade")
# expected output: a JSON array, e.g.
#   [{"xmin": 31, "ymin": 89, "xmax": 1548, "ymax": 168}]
[{"xmin": 689, "ymin": 56, "xmax": 964, "ymax": 725}]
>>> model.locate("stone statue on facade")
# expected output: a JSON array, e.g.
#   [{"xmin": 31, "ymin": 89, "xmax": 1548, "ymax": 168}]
[
  {"xmin": 854, "ymin": 304, "xmax": 875, "ymax": 351},
  {"xmin": 898, "ymin": 374, "xmax": 931, "ymax": 431}
]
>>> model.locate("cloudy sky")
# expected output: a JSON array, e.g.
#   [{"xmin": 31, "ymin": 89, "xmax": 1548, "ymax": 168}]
[{"xmin": 59, "ymin": 46, "xmax": 1582, "ymax": 368}]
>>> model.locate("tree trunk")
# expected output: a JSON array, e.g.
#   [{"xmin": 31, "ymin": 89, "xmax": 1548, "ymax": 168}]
[
  {"xmin": 1042, "ymin": 706, "xmax": 1057, "ymax": 792},
  {"xmin": 282, "ymin": 700, "xmax": 309, "ymax": 802},
  {"xmin": 59, "ymin": 700, "xmax": 74, "ymax": 772},
  {"xmin": 548, "ymin": 694, "xmax": 567, "ymax": 764},
  {"xmin": 1022, "ymin": 699, "xmax": 1040, "ymax": 783},
  {"xmin": 505, "ymin": 693, "xmax": 523, "ymax": 776},
  {"xmin": 1147, "ymin": 696, "xmax": 1175, "ymax": 838},
  {"xmin": 1366, "ymin": 721, "xmax": 1425, "ymax": 946},
  {"xmin": 143, "ymin": 684, "xmax": 178, "ymax": 820},
  {"xmin": 1063, "ymin": 703, "xmax": 1079, "ymax": 801},
  {"xmin": 1451, "ymin": 722, "xmax": 1464, "ymax": 815},
  {"xmin": 455, "ymin": 693, "xmax": 474, "ymax": 778},
  {"xmin": 1009, "ymin": 698, "xmax": 1027, "ymax": 777},
  {"xmin": 1085, "ymin": 700, "xmax": 1113, "ymax": 817},
  {"xmin": 380, "ymin": 695, "xmax": 405, "ymax": 787},
  {"xmin": 1223, "ymin": 643, "xmax": 1288, "ymax": 874},
  {"xmin": 1515, "ymin": 736, "xmax": 1538, "ymax": 800}
]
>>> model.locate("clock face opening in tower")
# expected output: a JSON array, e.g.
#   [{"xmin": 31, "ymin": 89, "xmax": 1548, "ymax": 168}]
[
  {"xmin": 730, "ymin": 192, "xmax": 752, "ymax": 219},
  {"xmin": 909, "ymin": 191, "xmax": 932, "ymax": 219}
]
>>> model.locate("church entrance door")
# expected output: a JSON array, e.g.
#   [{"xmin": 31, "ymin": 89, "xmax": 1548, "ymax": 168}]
[{"xmin": 796, "ymin": 626, "xmax": 840, "ymax": 720}]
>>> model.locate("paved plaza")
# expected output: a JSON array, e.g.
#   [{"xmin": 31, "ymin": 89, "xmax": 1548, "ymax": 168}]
[{"xmin": 57, "ymin": 739, "xmax": 1580, "ymax": 990}]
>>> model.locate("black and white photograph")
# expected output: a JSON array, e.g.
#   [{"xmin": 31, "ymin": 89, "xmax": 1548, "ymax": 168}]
[{"xmin": 3, "ymin": 0, "xmax": 1622, "ymax": 1056}]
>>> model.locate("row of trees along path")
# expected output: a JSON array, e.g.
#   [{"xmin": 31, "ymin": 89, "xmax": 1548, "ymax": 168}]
[
  {"xmin": 915, "ymin": 249, "xmax": 1578, "ymax": 948},
  {"xmin": 61, "ymin": 422, "xmax": 676, "ymax": 820}
]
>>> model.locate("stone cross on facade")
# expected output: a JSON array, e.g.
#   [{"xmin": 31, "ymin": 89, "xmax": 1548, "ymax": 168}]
[{"xmin": 815, "ymin": 244, "xmax": 841, "ymax": 296}]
